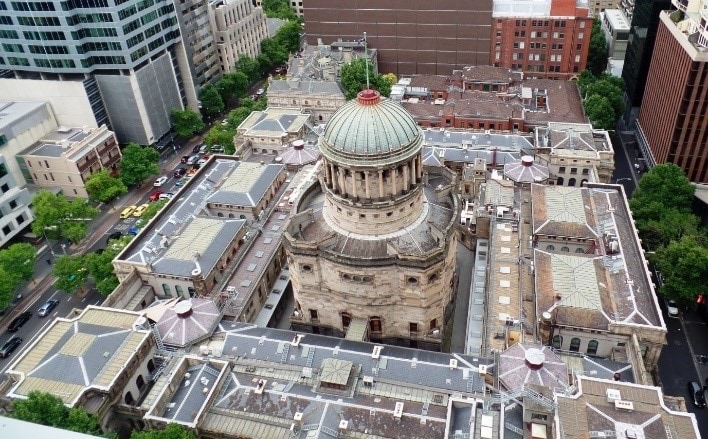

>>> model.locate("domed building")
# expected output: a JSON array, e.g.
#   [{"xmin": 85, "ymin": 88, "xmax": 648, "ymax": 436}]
[{"xmin": 283, "ymin": 90, "xmax": 459, "ymax": 350}]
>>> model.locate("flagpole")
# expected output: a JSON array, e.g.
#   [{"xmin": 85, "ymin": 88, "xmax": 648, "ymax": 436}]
[{"xmin": 364, "ymin": 32, "xmax": 370, "ymax": 90}]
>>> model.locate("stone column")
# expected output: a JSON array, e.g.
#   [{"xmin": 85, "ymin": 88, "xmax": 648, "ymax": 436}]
[
  {"xmin": 403, "ymin": 163, "xmax": 409, "ymax": 191},
  {"xmin": 392, "ymin": 167, "xmax": 398, "ymax": 196},
  {"xmin": 378, "ymin": 170, "xmax": 384, "ymax": 199},
  {"xmin": 338, "ymin": 168, "xmax": 346, "ymax": 198},
  {"xmin": 351, "ymin": 170, "xmax": 358, "ymax": 199},
  {"xmin": 323, "ymin": 159, "xmax": 330, "ymax": 186},
  {"xmin": 364, "ymin": 171, "xmax": 371, "ymax": 199},
  {"xmin": 411, "ymin": 157, "xmax": 417, "ymax": 184},
  {"xmin": 417, "ymin": 156, "xmax": 423, "ymax": 180},
  {"xmin": 330, "ymin": 163, "xmax": 337, "ymax": 192}
]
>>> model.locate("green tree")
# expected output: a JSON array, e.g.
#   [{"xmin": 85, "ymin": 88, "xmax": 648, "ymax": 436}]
[
  {"xmin": 583, "ymin": 95, "xmax": 615, "ymax": 130},
  {"xmin": 204, "ymin": 126, "xmax": 236, "ymax": 154},
  {"xmin": 171, "ymin": 108, "xmax": 205, "ymax": 139},
  {"xmin": 199, "ymin": 84, "xmax": 225, "ymax": 117},
  {"xmin": 653, "ymin": 236, "xmax": 708, "ymax": 302},
  {"xmin": 66, "ymin": 408, "xmax": 102, "ymax": 435},
  {"xmin": 637, "ymin": 209, "xmax": 700, "ymax": 250},
  {"xmin": 136, "ymin": 199, "xmax": 168, "ymax": 228},
  {"xmin": 340, "ymin": 58, "xmax": 392, "ymax": 100},
  {"xmin": 53, "ymin": 255, "xmax": 89, "ymax": 294},
  {"xmin": 31, "ymin": 191, "xmax": 97, "ymax": 243},
  {"xmin": 131, "ymin": 424, "xmax": 196, "ymax": 439},
  {"xmin": 234, "ymin": 56, "xmax": 260, "ymax": 82},
  {"xmin": 261, "ymin": 0, "xmax": 297, "ymax": 20},
  {"xmin": 587, "ymin": 17, "xmax": 608, "ymax": 76},
  {"xmin": 0, "ymin": 243, "xmax": 36, "ymax": 282},
  {"xmin": 275, "ymin": 20, "xmax": 302, "ymax": 53},
  {"xmin": 86, "ymin": 236, "xmax": 132, "ymax": 295},
  {"xmin": 217, "ymin": 72, "xmax": 249, "ymax": 104},
  {"xmin": 586, "ymin": 79, "xmax": 624, "ymax": 121},
  {"xmin": 0, "ymin": 266, "xmax": 21, "ymax": 311},
  {"xmin": 119, "ymin": 143, "xmax": 160, "ymax": 187},
  {"xmin": 12, "ymin": 391, "xmax": 70, "ymax": 427},
  {"xmin": 85, "ymin": 170, "xmax": 128, "ymax": 203},
  {"xmin": 630, "ymin": 163, "xmax": 695, "ymax": 213}
]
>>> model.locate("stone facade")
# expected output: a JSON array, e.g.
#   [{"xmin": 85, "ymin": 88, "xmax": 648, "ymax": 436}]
[
  {"xmin": 284, "ymin": 90, "xmax": 459, "ymax": 349},
  {"xmin": 266, "ymin": 79, "xmax": 346, "ymax": 123},
  {"xmin": 209, "ymin": 0, "xmax": 268, "ymax": 74}
]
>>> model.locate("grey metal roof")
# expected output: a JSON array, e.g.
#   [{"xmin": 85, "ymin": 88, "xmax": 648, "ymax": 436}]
[
  {"xmin": 159, "ymin": 362, "xmax": 222, "ymax": 423},
  {"xmin": 154, "ymin": 298, "xmax": 221, "ymax": 347},
  {"xmin": 321, "ymin": 95, "xmax": 422, "ymax": 156},
  {"xmin": 267, "ymin": 79, "xmax": 344, "ymax": 96},
  {"xmin": 219, "ymin": 323, "xmax": 490, "ymax": 395},
  {"xmin": 207, "ymin": 162, "xmax": 284, "ymax": 206}
]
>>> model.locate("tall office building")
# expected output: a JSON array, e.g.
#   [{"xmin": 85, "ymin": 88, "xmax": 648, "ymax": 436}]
[
  {"xmin": 303, "ymin": 0, "xmax": 493, "ymax": 75},
  {"xmin": 636, "ymin": 1, "xmax": 708, "ymax": 182},
  {"xmin": 621, "ymin": 0, "xmax": 672, "ymax": 108},
  {"xmin": 0, "ymin": 0, "xmax": 191, "ymax": 145}
]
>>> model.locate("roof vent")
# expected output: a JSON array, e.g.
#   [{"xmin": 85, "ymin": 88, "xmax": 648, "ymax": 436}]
[
  {"xmin": 524, "ymin": 348, "xmax": 545, "ymax": 370},
  {"xmin": 449, "ymin": 359, "xmax": 458, "ymax": 370},
  {"xmin": 478, "ymin": 364, "xmax": 488, "ymax": 375},
  {"xmin": 606, "ymin": 388, "xmax": 621, "ymax": 402},
  {"xmin": 372, "ymin": 345, "xmax": 383, "ymax": 359},
  {"xmin": 291, "ymin": 334, "xmax": 303, "ymax": 347},
  {"xmin": 393, "ymin": 402, "xmax": 404, "ymax": 419},
  {"xmin": 339, "ymin": 420, "xmax": 349, "ymax": 431},
  {"xmin": 614, "ymin": 400, "xmax": 634, "ymax": 411},
  {"xmin": 255, "ymin": 379, "xmax": 267, "ymax": 395},
  {"xmin": 174, "ymin": 300, "xmax": 193, "ymax": 318}
]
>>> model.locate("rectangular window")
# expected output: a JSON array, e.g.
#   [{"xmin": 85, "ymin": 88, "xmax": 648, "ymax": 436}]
[
  {"xmin": 309, "ymin": 309, "xmax": 318, "ymax": 320},
  {"xmin": 409, "ymin": 322, "xmax": 418, "ymax": 333},
  {"xmin": 9, "ymin": 199, "xmax": 17, "ymax": 209},
  {"xmin": 578, "ymin": 32, "xmax": 584, "ymax": 39}
]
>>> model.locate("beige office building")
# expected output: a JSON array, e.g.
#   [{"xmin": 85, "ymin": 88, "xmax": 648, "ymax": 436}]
[{"xmin": 210, "ymin": 0, "xmax": 268, "ymax": 72}]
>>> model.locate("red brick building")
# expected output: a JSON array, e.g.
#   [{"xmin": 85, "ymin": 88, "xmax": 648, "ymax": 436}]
[
  {"xmin": 637, "ymin": 8, "xmax": 708, "ymax": 183},
  {"xmin": 491, "ymin": 0, "xmax": 592, "ymax": 79}
]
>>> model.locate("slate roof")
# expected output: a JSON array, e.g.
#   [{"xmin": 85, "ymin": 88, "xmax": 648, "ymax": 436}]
[
  {"xmin": 6, "ymin": 307, "xmax": 150, "ymax": 406},
  {"xmin": 461, "ymin": 65, "xmax": 517, "ymax": 83},
  {"xmin": 532, "ymin": 184, "xmax": 664, "ymax": 331},
  {"xmin": 207, "ymin": 162, "xmax": 284, "ymax": 206},
  {"xmin": 237, "ymin": 108, "xmax": 309, "ymax": 137},
  {"xmin": 409, "ymin": 75, "xmax": 451, "ymax": 91},
  {"xmin": 267, "ymin": 79, "xmax": 345, "ymax": 96},
  {"xmin": 504, "ymin": 158, "xmax": 549, "ymax": 183},
  {"xmin": 499, "ymin": 343, "xmax": 570, "ymax": 393},
  {"xmin": 556, "ymin": 377, "xmax": 700, "ymax": 439}
]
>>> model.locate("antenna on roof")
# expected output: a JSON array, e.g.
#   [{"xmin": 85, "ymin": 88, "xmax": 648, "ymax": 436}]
[{"xmin": 364, "ymin": 32, "xmax": 370, "ymax": 90}]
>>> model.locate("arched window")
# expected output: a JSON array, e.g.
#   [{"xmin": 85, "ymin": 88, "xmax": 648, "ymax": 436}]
[
  {"xmin": 175, "ymin": 285, "xmax": 184, "ymax": 296},
  {"xmin": 318, "ymin": 115, "xmax": 323, "ymax": 121},
  {"xmin": 217, "ymin": 212, "xmax": 224, "ymax": 217},
  {"xmin": 575, "ymin": 248, "xmax": 584, "ymax": 253},
  {"xmin": 369, "ymin": 317, "xmax": 382, "ymax": 333},
  {"xmin": 147, "ymin": 359, "xmax": 156, "ymax": 373},
  {"xmin": 557, "ymin": 177, "xmax": 564, "ymax": 185},
  {"xmin": 568, "ymin": 178, "xmax": 576, "ymax": 186},
  {"xmin": 240, "ymin": 215, "xmax": 246, "ymax": 219},
  {"xmin": 587, "ymin": 340, "xmax": 599, "ymax": 355},
  {"xmin": 569, "ymin": 337, "xmax": 581, "ymax": 352},
  {"xmin": 546, "ymin": 245, "xmax": 555, "ymax": 251},
  {"xmin": 580, "ymin": 179, "xmax": 588, "ymax": 186},
  {"xmin": 561, "ymin": 246, "xmax": 570, "ymax": 252},
  {"xmin": 162, "ymin": 283, "xmax": 170, "ymax": 295},
  {"xmin": 552, "ymin": 335, "xmax": 563, "ymax": 349},
  {"xmin": 228, "ymin": 213, "xmax": 235, "ymax": 218},
  {"xmin": 136, "ymin": 375, "xmax": 145, "ymax": 390},
  {"xmin": 125, "ymin": 391, "xmax": 134, "ymax": 405}
]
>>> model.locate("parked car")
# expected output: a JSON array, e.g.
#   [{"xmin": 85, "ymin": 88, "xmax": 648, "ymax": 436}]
[
  {"xmin": 192, "ymin": 143, "xmax": 204, "ymax": 154},
  {"xmin": 667, "ymin": 300, "xmax": 679, "ymax": 318},
  {"xmin": 159, "ymin": 192, "xmax": 175, "ymax": 201},
  {"xmin": 221, "ymin": 119, "xmax": 229, "ymax": 126},
  {"xmin": 127, "ymin": 226, "xmax": 141, "ymax": 236},
  {"xmin": 38, "ymin": 299, "xmax": 59, "ymax": 317},
  {"xmin": 181, "ymin": 155, "xmax": 190, "ymax": 164},
  {"xmin": 132, "ymin": 203, "xmax": 149, "ymax": 217},
  {"xmin": 211, "ymin": 145, "xmax": 224, "ymax": 153},
  {"xmin": 197, "ymin": 159, "xmax": 207, "ymax": 166},
  {"xmin": 154, "ymin": 176, "xmax": 169, "ymax": 187},
  {"xmin": 0, "ymin": 337, "xmax": 22, "ymax": 358},
  {"xmin": 107, "ymin": 231, "xmax": 124, "ymax": 242},
  {"xmin": 7, "ymin": 311, "xmax": 32, "ymax": 333},
  {"xmin": 256, "ymin": 88, "xmax": 265, "ymax": 95},
  {"xmin": 120, "ymin": 206, "xmax": 137, "ymax": 219},
  {"xmin": 688, "ymin": 381, "xmax": 706, "ymax": 407},
  {"xmin": 173, "ymin": 167, "xmax": 187, "ymax": 178},
  {"xmin": 199, "ymin": 144, "xmax": 209, "ymax": 154},
  {"xmin": 191, "ymin": 163, "xmax": 201, "ymax": 171},
  {"xmin": 186, "ymin": 155, "xmax": 200, "ymax": 165},
  {"xmin": 149, "ymin": 190, "xmax": 163, "ymax": 202},
  {"xmin": 175, "ymin": 180, "xmax": 185, "ymax": 187}
]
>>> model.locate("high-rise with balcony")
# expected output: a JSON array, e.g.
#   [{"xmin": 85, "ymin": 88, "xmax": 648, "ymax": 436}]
[
  {"xmin": 491, "ymin": 0, "xmax": 593, "ymax": 79},
  {"xmin": 636, "ymin": 0, "xmax": 708, "ymax": 182},
  {"xmin": 0, "ymin": 0, "xmax": 193, "ymax": 145}
]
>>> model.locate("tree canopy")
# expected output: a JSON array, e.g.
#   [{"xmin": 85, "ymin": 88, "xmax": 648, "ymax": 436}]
[
  {"xmin": 583, "ymin": 95, "xmax": 616, "ymax": 130},
  {"xmin": 653, "ymin": 236, "xmax": 708, "ymax": 302},
  {"xmin": 261, "ymin": 0, "xmax": 297, "ymax": 20},
  {"xmin": 53, "ymin": 255, "xmax": 89, "ymax": 294},
  {"xmin": 199, "ymin": 84, "xmax": 225, "ymax": 117},
  {"xmin": 234, "ymin": 56, "xmax": 260, "ymax": 82},
  {"xmin": 171, "ymin": 108, "xmax": 205, "ymax": 139},
  {"xmin": 0, "ymin": 243, "xmax": 35, "ymax": 310},
  {"xmin": 216, "ymin": 72, "xmax": 249, "ymax": 105},
  {"xmin": 85, "ymin": 170, "xmax": 127, "ymax": 203},
  {"xmin": 13, "ymin": 391, "xmax": 103, "ymax": 436},
  {"xmin": 630, "ymin": 163, "xmax": 696, "ymax": 213},
  {"xmin": 86, "ymin": 235, "xmax": 132, "ymax": 295},
  {"xmin": 131, "ymin": 424, "xmax": 195, "ymax": 439},
  {"xmin": 340, "ymin": 58, "xmax": 392, "ymax": 100},
  {"xmin": 119, "ymin": 143, "xmax": 160, "ymax": 187},
  {"xmin": 31, "ymin": 191, "xmax": 98, "ymax": 243},
  {"xmin": 587, "ymin": 17, "xmax": 608, "ymax": 76}
]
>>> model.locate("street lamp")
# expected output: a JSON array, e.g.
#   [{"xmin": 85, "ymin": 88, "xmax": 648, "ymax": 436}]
[{"xmin": 42, "ymin": 225, "xmax": 58, "ymax": 256}]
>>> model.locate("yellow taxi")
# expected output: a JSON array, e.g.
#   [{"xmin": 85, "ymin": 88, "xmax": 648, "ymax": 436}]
[
  {"xmin": 132, "ymin": 203, "xmax": 150, "ymax": 217},
  {"xmin": 120, "ymin": 205, "xmax": 137, "ymax": 219}
]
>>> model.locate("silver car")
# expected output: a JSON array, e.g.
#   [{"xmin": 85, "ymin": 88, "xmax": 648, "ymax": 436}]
[{"xmin": 38, "ymin": 299, "xmax": 59, "ymax": 317}]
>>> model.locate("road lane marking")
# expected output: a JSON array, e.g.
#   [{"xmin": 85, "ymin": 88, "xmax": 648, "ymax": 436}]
[
  {"xmin": 48, "ymin": 290, "xmax": 59, "ymax": 301},
  {"xmin": 53, "ymin": 312, "xmax": 58, "ymax": 316},
  {"xmin": 50, "ymin": 278, "xmax": 58, "ymax": 285},
  {"xmin": 94, "ymin": 300, "xmax": 101, "ymax": 305},
  {"xmin": 67, "ymin": 296, "xmax": 72, "ymax": 302},
  {"xmin": 81, "ymin": 297, "xmax": 86, "ymax": 303}
]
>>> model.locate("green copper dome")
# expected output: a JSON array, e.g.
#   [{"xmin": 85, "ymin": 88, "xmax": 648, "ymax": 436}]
[{"xmin": 320, "ymin": 90, "xmax": 422, "ymax": 165}]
